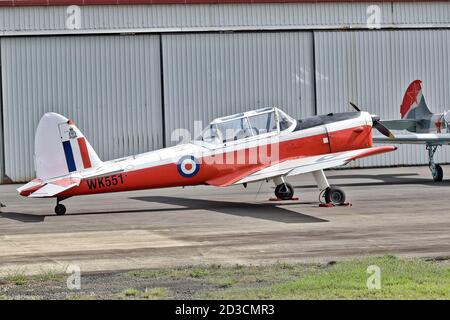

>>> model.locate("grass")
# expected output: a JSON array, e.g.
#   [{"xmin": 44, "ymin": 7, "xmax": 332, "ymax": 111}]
[
  {"xmin": 2, "ymin": 256, "xmax": 449, "ymax": 299},
  {"xmin": 1, "ymin": 269, "xmax": 64, "ymax": 286},
  {"xmin": 215, "ymin": 278, "xmax": 238, "ymax": 288},
  {"xmin": 121, "ymin": 288, "xmax": 140, "ymax": 298},
  {"xmin": 143, "ymin": 287, "xmax": 167, "ymax": 299},
  {"xmin": 67, "ymin": 294, "xmax": 98, "ymax": 300},
  {"xmin": 190, "ymin": 267, "xmax": 210, "ymax": 278},
  {"xmin": 119, "ymin": 287, "xmax": 168, "ymax": 300},
  {"xmin": 204, "ymin": 256, "xmax": 450, "ymax": 299},
  {"xmin": 31, "ymin": 270, "xmax": 64, "ymax": 282},
  {"xmin": 2, "ymin": 272, "xmax": 28, "ymax": 286},
  {"xmin": 125, "ymin": 269, "xmax": 166, "ymax": 279}
]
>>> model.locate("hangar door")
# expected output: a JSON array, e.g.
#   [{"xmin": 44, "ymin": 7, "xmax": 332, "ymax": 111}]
[
  {"xmin": 1, "ymin": 35, "xmax": 163, "ymax": 182},
  {"xmin": 162, "ymin": 32, "xmax": 315, "ymax": 146},
  {"xmin": 314, "ymin": 30, "xmax": 450, "ymax": 167}
]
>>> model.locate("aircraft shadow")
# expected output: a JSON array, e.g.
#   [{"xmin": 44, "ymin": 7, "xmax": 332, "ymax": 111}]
[
  {"xmin": 293, "ymin": 173, "xmax": 450, "ymax": 188},
  {"xmin": 0, "ymin": 198, "xmax": 327, "ymax": 224},
  {"xmin": 0, "ymin": 211, "xmax": 46, "ymax": 223},
  {"xmin": 129, "ymin": 196, "xmax": 327, "ymax": 224}
]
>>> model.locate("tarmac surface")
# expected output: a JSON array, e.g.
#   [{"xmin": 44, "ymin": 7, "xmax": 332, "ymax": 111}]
[{"xmin": 1, "ymin": 166, "xmax": 449, "ymax": 275}]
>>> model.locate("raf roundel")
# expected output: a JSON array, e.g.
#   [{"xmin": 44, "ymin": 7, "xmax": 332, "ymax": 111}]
[{"xmin": 177, "ymin": 155, "xmax": 200, "ymax": 178}]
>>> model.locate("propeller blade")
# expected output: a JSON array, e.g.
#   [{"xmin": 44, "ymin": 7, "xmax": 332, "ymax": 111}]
[
  {"xmin": 373, "ymin": 121, "xmax": 395, "ymax": 140},
  {"xmin": 349, "ymin": 102, "xmax": 361, "ymax": 112}
]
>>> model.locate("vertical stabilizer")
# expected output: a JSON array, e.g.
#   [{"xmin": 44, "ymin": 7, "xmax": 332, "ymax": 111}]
[
  {"xmin": 400, "ymin": 80, "xmax": 433, "ymax": 120},
  {"xmin": 34, "ymin": 113, "xmax": 102, "ymax": 181}
]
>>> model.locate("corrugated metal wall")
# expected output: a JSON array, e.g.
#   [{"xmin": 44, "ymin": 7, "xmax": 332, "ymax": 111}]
[
  {"xmin": 1, "ymin": 2, "xmax": 450, "ymax": 34},
  {"xmin": 78, "ymin": 3, "xmax": 393, "ymax": 30},
  {"xmin": 314, "ymin": 29, "xmax": 450, "ymax": 167},
  {"xmin": 1, "ymin": 28, "xmax": 450, "ymax": 181},
  {"xmin": 162, "ymin": 32, "xmax": 315, "ymax": 146},
  {"xmin": 0, "ymin": 44, "xmax": 3, "ymax": 183},
  {"xmin": 393, "ymin": 2, "xmax": 450, "ymax": 25},
  {"xmin": 0, "ymin": 35, "xmax": 163, "ymax": 181}
]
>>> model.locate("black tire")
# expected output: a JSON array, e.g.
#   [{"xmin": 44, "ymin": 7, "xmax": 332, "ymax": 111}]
[
  {"xmin": 324, "ymin": 186, "xmax": 346, "ymax": 205},
  {"xmin": 55, "ymin": 204, "xmax": 66, "ymax": 215},
  {"xmin": 275, "ymin": 183, "xmax": 294, "ymax": 200},
  {"xmin": 432, "ymin": 164, "xmax": 444, "ymax": 182}
]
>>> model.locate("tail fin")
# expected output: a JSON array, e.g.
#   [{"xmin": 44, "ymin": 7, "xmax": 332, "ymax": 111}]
[
  {"xmin": 35, "ymin": 113, "xmax": 102, "ymax": 181},
  {"xmin": 400, "ymin": 80, "xmax": 433, "ymax": 120}
]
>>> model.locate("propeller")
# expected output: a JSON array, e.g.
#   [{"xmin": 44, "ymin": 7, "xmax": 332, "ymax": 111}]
[{"xmin": 350, "ymin": 102, "xmax": 395, "ymax": 140}]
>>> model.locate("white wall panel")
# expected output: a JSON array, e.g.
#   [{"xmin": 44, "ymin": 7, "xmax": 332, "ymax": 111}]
[
  {"xmin": 162, "ymin": 32, "xmax": 315, "ymax": 146},
  {"xmin": 1, "ymin": 35, "xmax": 163, "ymax": 182}
]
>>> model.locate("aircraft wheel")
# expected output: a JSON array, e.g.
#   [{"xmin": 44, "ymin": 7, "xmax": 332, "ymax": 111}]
[
  {"xmin": 275, "ymin": 183, "xmax": 294, "ymax": 200},
  {"xmin": 432, "ymin": 164, "xmax": 443, "ymax": 182},
  {"xmin": 324, "ymin": 186, "xmax": 346, "ymax": 205},
  {"xmin": 55, "ymin": 204, "xmax": 66, "ymax": 216}
]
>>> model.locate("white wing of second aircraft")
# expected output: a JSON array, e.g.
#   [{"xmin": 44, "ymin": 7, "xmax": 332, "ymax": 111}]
[{"xmin": 374, "ymin": 133, "xmax": 450, "ymax": 145}]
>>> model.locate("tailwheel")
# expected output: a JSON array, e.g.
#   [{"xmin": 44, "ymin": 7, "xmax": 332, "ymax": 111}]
[
  {"xmin": 54, "ymin": 204, "xmax": 66, "ymax": 216},
  {"xmin": 324, "ymin": 186, "xmax": 346, "ymax": 205},
  {"xmin": 431, "ymin": 164, "xmax": 443, "ymax": 182},
  {"xmin": 275, "ymin": 183, "xmax": 294, "ymax": 200}
]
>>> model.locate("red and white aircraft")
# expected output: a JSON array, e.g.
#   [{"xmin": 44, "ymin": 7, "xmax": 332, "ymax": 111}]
[{"xmin": 18, "ymin": 107, "xmax": 396, "ymax": 215}]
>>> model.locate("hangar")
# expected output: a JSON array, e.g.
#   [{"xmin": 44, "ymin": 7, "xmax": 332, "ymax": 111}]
[{"xmin": 0, "ymin": 0, "xmax": 449, "ymax": 183}]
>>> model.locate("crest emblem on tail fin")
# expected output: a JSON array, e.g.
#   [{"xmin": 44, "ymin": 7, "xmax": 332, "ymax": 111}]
[{"xmin": 69, "ymin": 128, "xmax": 77, "ymax": 139}]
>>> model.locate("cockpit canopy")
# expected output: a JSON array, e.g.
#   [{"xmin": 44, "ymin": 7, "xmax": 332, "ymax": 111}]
[{"xmin": 195, "ymin": 107, "xmax": 296, "ymax": 144}]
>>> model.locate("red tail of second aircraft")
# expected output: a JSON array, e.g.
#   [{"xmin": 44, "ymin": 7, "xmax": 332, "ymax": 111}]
[{"xmin": 400, "ymin": 80, "xmax": 433, "ymax": 120}]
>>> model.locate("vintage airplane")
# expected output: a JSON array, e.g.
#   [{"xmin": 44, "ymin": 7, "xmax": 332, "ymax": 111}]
[
  {"xmin": 373, "ymin": 80, "xmax": 450, "ymax": 182},
  {"xmin": 18, "ymin": 107, "xmax": 396, "ymax": 215}
]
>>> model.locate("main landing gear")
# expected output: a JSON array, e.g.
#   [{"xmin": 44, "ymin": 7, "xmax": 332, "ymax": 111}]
[
  {"xmin": 313, "ymin": 170, "xmax": 346, "ymax": 205},
  {"xmin": 427, "ymin": 144, "xmax": 444, "ymax": 182},
  {"xmin": 54, "ymin": 198, "xmax": 67, "ymax": 215},
  {"xmin": 273, "ymin": 170, "xmax": 347, "ymax": 205},
  {"xmin": 274, "ymin": 182, "xmax": 295, "ymax": 200}
]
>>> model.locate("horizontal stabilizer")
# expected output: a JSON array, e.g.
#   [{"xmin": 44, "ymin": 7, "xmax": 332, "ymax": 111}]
[
  {"xmin": 79, "ymin": 164, "xmax": 124, "ymax": 179},
  {"xmin": 28, "ymin": 177, "xmax": 81, "ymax": 197},
  {"xmin": 17, "ymin": 179, "xmax": 44, "ymax": 195}
]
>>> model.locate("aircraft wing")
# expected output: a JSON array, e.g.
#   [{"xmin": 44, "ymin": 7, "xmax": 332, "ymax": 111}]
[
  {"xmin": 380, "ymin": 119, "xmax": 417, "ymax": 131},
  {"xmin": 374, "ymin": 133, "xmax": 450, "ymax": 145},
  {"xmin": 207, "ymin": 146, "xmax": 396, "ymax": 186}
]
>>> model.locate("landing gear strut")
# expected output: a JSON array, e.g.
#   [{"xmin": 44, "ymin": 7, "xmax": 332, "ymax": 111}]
[
  {"xmin": 54, "ymin": 198, "xmax": 66, "ymax": 215},
  {"xmin": 427, "ymin": 144, "xmax": 443, "ymax": 182},
  {"xmin": 313, "ymin": 170, "xmax": 346, "ymax": 205}
]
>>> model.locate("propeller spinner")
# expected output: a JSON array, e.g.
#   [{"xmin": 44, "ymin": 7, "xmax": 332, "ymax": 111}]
[{"xmin": 350, "ymin": 102, "xmax": 395, "ymax": 140}]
